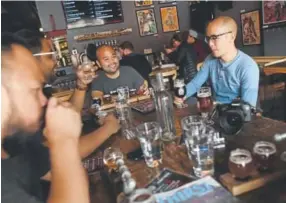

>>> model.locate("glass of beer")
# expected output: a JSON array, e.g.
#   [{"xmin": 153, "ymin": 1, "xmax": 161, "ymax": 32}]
[
  {"xmin": 174, "ymin": 79, "xmax": 187, "ymax": 108},
  {"xmin": 81, "ymin": 55, "xmax": 97, "ymax": 81},
  {"xmin": 103, "ymin": 147, "xmax": 123, "ymax": 171},
  {"xmin": 253, "ymin": 141, "xmax": 277, "ymax": 171},
  {"xmin": 228, "ymin": 148, "xmax": 255, "ymax": 180},
  {"xmin": 197, "ymin": 87, "xmax": 213, "ymax": 118}
]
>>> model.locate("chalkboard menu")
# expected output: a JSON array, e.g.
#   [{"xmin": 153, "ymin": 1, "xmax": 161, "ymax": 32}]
[{"xmin": 62, "ymin": 0, "xmax": 124, "ymax": 29}]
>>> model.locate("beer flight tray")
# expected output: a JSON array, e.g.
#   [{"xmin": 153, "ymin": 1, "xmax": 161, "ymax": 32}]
[
  {"xmin": 99, "ymin": 94, "xmax": 151, "ymax": 110},
  {"xmin": 220, "ymin": 153, "xmax": 286, "ymax": 196}
]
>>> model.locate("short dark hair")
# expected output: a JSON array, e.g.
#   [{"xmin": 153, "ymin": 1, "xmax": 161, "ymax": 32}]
[
  {"xmin": 119, "ymin": 41, "xmax": 134, "ymax": 51},
  {"xmin": 14, "ymin": 29, "xmax": 45, "ymax": 54},
  {"xmin": 171, "ymin": 33, "xmax": 182, "ymax": 43},
  {"xmin": 1, "ymin": 32, "xmax": 28, "ymax": 53}
]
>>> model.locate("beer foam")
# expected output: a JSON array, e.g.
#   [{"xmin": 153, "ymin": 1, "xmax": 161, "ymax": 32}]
[
  {"xmin": 230, "ymin": 149, "xmax": 252, "ymax": 166},
  {"xmin": 253, "ymin": 141, "xmax": 276, "ymax": 157},
  {"xmin": 197, "ymin": 92, "xmax": 211, "ymax": 98}
]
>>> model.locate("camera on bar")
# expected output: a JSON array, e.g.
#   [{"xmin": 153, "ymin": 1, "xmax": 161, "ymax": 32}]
[{"xmin": 215, "ymin": 99, "xmax": 254, "ymax": 136}]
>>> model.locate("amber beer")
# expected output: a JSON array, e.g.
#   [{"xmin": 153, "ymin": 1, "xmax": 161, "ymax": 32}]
[
  {"xmin": 197, "ymin": 87, "xmax": 213, "ymax": 117},
  {"xmin": 103, "ymin": 147, "xmax": 123, "ymax": 171},
  {"xmin": 103, "ymin": 157, "xmax": 117, "ymax": 170},
  {"xmin": 228, "ymin": 149, "xmax": 255, "ymax": 180}
]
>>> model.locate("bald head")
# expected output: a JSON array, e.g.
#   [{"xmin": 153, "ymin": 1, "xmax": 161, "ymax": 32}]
[
  {"xmin": 206, "ymin": 16, "xmax": 238, "ymax": 59},
  {"xmin": 208, "ymin": 16, "xmax": 238, "ymax": 39},
  {"xmin": 96, "ymin": 45, "xmax": 120, "ymax": 75},
  {"xmin": 95, "ymin": 45, "xmax": 114, "ymax": 59}
]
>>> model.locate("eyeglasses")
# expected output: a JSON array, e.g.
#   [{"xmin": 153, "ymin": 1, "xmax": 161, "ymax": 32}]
[
  {"xmin": 33, "ymin": 51, "xmax": 57, "ymax": 60},
  {"xmin": 205, "ymin": 31, "xmax": 232, "ymax": 43}
]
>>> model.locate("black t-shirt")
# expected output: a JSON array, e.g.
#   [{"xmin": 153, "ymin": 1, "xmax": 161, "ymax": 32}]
[
  {"xmin": 2, "ymin": 131, "xmax": 51, "ymax": 203},
  {"xmin": 120, "ymin": 53, "xmax": 152, "ymax": 84}
]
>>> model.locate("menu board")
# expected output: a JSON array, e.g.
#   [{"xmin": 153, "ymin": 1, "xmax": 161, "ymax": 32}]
[{"xmin": 62, "ymin": 0, "xmax": 124, "ymax": 29}]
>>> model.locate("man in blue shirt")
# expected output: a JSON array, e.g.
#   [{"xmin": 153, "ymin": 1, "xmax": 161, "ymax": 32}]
[{"xmin": 176, "ymin": 16, "xmax": 259, "ymax": 107}]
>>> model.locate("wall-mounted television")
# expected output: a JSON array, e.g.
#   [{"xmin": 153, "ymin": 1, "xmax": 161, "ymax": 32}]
[{"xmin": 62, "ymin": 0, "xmax": 124, "ymax": 29}]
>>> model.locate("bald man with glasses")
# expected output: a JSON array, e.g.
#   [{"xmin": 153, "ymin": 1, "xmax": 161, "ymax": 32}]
[{"xmin": 175, "ymin": 16, "xmax": 259, "ymax": 107}]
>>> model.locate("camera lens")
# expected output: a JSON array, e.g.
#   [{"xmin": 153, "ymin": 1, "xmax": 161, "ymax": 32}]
[
  {"xmin": 219, "ymin": 110, "xmax": 244, "ymax": 135},
  {"xmin": 226, "ymin": 112, "xmax": 243, "ymax": 126}
]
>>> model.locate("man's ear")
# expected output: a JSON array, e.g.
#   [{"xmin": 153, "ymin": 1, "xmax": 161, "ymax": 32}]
[
  {"xmin": 231, "ymin": 32, "xmax": 236, "ymax": 41},
  {"xmin": 96, "ymin": 60, "xmax": 101, "ymax": 69}
]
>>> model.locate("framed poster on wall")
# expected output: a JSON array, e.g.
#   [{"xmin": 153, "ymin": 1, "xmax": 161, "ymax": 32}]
[
  {"xmin": 262, "ymin": 1, "xmax": 286, "ymax": 27},
  {"xmin": 160, "ymin": 6, "xmax": 180, "ymax": 32},
  {"xmin": 136, "ymin": 8, "xmax": 158, "ymax": 37},
  {"xmin": 240, "ymin": 10, "xmax": 261, "ymax": 45},
  {"xmin": 135, "ymin": 0, "xmax": 153, "ymax": 7}
]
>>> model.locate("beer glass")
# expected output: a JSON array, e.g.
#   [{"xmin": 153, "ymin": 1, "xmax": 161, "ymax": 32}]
[
  {"xmin": 253, "ymin": 141, "xmax": 277, "ymax": 171},
  {"xmin": 181, "ymin": 117, "xmax": 215, "ymax": 177},
  {"xmin": 81, "ymin": 55, "xmax": 97, "ymax": 81},
  {"xmin": 103, "ymin": 94, "xmax": 112, "ymax": 104},
  {"xmin": 174, "ymin": 79, "xmax": 187, "ymax": 108},
  {"xmin": 180, "ymin": 115, "xmax": 204, "ymax": 147},
  {"xmin": 117, "ymin": 86, "xmax": 130, "ymax": 102},
  {"xmin": 197, "ymin": 87, "xmax": 213, "ymax": 118},
  {"xmin": 136, "ymin": 122, "xmax": 163, "ymax": 168},
  {"xmin": 103, "ymin": 147, "xmax": 123, "ymax": 171},
  {"xmin": 91, "ymin": 97, "xmax": 102, "ymax": 109},
  {"xmin": 129, "ymin": 188, "xmax": 156, "ymax": 203},
  {"xmin": 228, "ymin": 148, "xmax": 254, "ymax": 180},
  {"xmin": 115, "ymin": 98, "xmax": 135, "ymax": 139}
]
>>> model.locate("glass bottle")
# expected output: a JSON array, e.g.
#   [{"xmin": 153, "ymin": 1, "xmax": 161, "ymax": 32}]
[{"xmin": 151, "ymin": 73, "xmax": 176, "ymax": 142}]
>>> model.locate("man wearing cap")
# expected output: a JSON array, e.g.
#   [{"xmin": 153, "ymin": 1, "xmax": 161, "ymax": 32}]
[{"xmin": 186, "ymin": 29, "xmax": 210, "ymax": 63}]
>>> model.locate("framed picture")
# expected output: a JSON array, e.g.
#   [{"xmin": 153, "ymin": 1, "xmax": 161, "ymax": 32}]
[
  {"xmin": 262, "ymin": 1, "xmax": 286, "ymax": 26},
  {"xmin": 240, "ymin": 10, "xmax": 261, "ymax": 46},
  {"xmin": 136, "ymin": 9, "xmax": 158, "ymax": 37},
  {"xmin": 160, "ymin": 6, "xmax": 180, "ymax": 32},
  {"xmin": 159, "ymin": 0, "xmax": 176, "ymax": 4},
  {"xmin": 135, "ymin": 0, "xmax": 153, "ymax": 7}
]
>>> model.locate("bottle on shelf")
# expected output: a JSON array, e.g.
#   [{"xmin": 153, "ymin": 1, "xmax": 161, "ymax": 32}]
[{"xmin": 71, "ymin": 47, "xmax": 80, "ymax": 67}]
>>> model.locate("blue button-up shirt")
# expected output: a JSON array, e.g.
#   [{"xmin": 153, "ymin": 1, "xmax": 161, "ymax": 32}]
[{"xmin": 186, "ymin": 50, "xmax": 259, "ymax": 107}]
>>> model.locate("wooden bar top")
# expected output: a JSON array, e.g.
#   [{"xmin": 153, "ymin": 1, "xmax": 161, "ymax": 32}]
[{"xmin": 89, "ymin": 104, "xmax": 286, "ymax": 203}]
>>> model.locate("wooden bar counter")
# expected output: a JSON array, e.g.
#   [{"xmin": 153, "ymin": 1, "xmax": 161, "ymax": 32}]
[{"xmin": 88, "ymin": 103, "xmax": 286, "ymax": 203}]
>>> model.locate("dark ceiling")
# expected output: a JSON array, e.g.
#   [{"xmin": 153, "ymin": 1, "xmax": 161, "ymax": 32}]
[{"xmin": 2, "ymin": 1, "xmax": 41, "ymax": 33}]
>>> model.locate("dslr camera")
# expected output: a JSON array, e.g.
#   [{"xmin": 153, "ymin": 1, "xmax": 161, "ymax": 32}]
[{"xmin": 214, "ymin": 99, "xmax": 254, "ymax": 135}]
